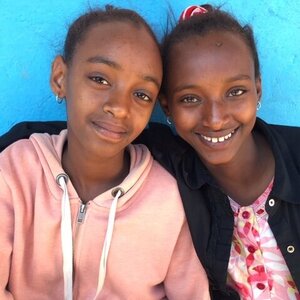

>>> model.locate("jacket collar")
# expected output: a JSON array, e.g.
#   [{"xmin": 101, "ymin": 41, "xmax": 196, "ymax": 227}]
[
  {"xmin": 255, "ymin": 118, "xmax": 300, "ymax": 204},
  {"xmin": 181, "ymin": 147, "xmax": 218, "ymax": 190}
]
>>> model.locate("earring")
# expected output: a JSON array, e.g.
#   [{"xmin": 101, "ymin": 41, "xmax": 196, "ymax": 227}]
[
  {"xmin": 166, "ymin": 116, "xmax": 172, "ymax": 125},
  {"xmin": 56, "ymin": 94, "xmax": 64, "ymax": 104},
  {"xmin": 256, "ymin": 100, "xmax": 261, "ymax": 111}
]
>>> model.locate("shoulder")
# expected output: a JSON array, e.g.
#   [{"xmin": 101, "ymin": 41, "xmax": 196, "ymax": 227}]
[
  {"xmin": 0, "ymin": 131, "xmax": 64, "ymax": 175},
  {"xmin": 147, "ymin": 159, "xmax": 183, "ymax": 207},
  {"xmin": 128, "ymin": 142, "xmax": 178, "ymax": 185},
  {"xmin": 257, "ymin": 117, "xmax": 300, "ymax": 138},
  {"xmin": 126, "ymin": 143, "xmax": 185, "ymax": 221},
  {"xmin": 257, "ymin": 118, "xmax": 300, "ymax": 155},
  {"xmin": 0, "ymin": 138, "xmax": 41, "ymax": 192},
  {"xmin": 0, "ymin": 138, "xmax": 37, "ymax": 166},
  {"xmin": 134, "ymin": 122, "xmax": 191, "ymax": 174},
  {"xmin": 0, "ymin": 121, "xmax": 66, "ymax": 152},
  {"xmin": 151, "ymin": 159, "xmax": 177, "ymax": 183},
  {"xmin": 269, "ymin": 123, "xmax": 300, "ymax": 140},
  {"xmin": 136, "ymin": 122, "xmax": 188, "ymax": 153},
  {"xmin": 255, "ymin": 119, "xmax": 300, "ymax": 188}
]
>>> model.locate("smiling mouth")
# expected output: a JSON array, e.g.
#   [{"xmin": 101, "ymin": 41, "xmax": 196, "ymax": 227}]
[
  {"xmin": 92, "ymin": 121, "xmax": 128, "ymax": 141},
  {"xmin": 200, "ymin": 129, "xmax": 236, "ymax": 144}
]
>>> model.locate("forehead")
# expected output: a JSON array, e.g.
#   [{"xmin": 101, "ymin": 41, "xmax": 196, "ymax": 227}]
[
  {"xmin": 72, "ymin": 21, "xmax": 160, "ymax": 66},
  {"xmin": 168, "ymin": 31, "xmax": 254, "ymax": 76}
]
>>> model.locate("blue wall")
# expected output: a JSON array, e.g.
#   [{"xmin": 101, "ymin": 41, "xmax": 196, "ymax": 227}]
[{"xmin": 1, "ymin": 0, "xmax": 299, "ymax": 135}]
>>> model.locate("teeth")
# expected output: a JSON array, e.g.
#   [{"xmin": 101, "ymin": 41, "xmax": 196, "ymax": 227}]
[{"xmin": 201, "ymin": 130, "xmax": 235, "ymax": 143}]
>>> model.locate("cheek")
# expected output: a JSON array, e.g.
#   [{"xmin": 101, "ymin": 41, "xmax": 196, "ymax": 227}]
[
  {"xmin": 170, "ymin": 105, "xmax": 198, "ymax": 129},
  {"xmin": 133, "ymin": 106, "xmax": 154, "ymax": 130},
  {"xmin": 234, "ymin": 101, "xmax": 257, "ymax": 123}
]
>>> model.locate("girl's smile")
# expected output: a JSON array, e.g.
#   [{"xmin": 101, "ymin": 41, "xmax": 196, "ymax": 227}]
[
  {"xmin": 197, "ymin": 128, "xmax": 237, "ymax": 144},
  {"xmin": 91, "ymin": 120, "xmax": 128, "ymax": 143}
]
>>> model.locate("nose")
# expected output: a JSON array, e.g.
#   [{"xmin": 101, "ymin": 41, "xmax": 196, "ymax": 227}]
[
  {"xmin": 102, "ymin": 89, "xmax": 129, "ymax": 119},
  {"xmin": 202, "ymin": 100, "xmax": 229, "ymax": 130}
]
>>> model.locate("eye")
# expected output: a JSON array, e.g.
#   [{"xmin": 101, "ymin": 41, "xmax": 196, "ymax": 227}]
[
  {"xmin": 228, "ymin": 88, "xmax": 245, "ymax": 97},
  {"xmin": 134, "ymin": 91, "xmax": 152, "ymax": 102},
  {"xmin": 181, "ymin": 96, "xmax": 201, "ymax": 104},
  {"xmin": 90, "ymin": 76, "xmax": 109, "ymax": 85}
]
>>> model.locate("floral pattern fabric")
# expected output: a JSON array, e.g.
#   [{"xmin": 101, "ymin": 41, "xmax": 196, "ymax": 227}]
[{"xmin": 227, "ymin": 180, "xmax": 300, "ymax": 299}]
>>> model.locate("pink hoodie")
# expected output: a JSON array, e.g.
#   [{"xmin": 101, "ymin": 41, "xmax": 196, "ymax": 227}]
[{"xmin": 0, "ymin": 130, "xmax": 209, "ymax": 300}]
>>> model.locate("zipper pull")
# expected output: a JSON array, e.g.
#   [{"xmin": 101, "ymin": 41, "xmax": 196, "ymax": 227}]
[{"xmin": 77, "ymin": 203, "xmax": 87, "ymax": 224}]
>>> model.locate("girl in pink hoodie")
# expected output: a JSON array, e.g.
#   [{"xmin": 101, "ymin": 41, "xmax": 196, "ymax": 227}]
[{"xmin": 0, "ymin": 5, "xmax": 209, "ymax": 300}]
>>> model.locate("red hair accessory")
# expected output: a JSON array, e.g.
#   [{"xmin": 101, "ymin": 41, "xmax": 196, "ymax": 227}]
[{"xmin": 179, "ymin": 5, "xmax": 208, "ymax": 22}]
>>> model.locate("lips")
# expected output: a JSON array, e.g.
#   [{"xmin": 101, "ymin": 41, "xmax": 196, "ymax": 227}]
[
  {"xmin": 198, "ymin": 128, "xmax": 237, "ymax": 144},
  {"xmin": 91, "ymin": 120, "xmax": 128, "ymax": 141}
]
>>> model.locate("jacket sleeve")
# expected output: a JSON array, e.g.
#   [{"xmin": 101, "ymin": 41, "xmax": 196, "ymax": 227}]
[
  {"xmin": 0, "ymin": 170, "xmax": 14, "ymax": 299},
  {"xmin": 164, "ymin": 220, "xmax": 210, "ymax": 300},
  {"xmin": 0, "ymin": 121, "xmax": 66, "ymax": 152}
]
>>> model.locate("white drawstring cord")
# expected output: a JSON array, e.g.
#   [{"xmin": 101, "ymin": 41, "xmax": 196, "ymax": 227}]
[
  {"xmin": 93, "ymin": 188, "xmax": 123, "ymax": 299},
  {"xmin": 57, "ymin": 174, "xmax": 73, "ymax": 300}
]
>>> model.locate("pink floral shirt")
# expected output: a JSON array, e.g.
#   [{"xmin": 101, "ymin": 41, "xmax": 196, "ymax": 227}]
[{"xmin": 227, "ymin": 180, "xmax": 300, "ymax": 299}]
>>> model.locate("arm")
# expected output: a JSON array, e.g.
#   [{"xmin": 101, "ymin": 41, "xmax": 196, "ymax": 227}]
[
  {"xmin": 164, "ymin": 220, "xmax": 210, "ymax": 300},
  {"xmin": 0, "ymin": 170, "xmax": 14, "ymax": 299},
  {"xmin": 0, "ymin": 121, "xmax": 66, "ymax": 152}
]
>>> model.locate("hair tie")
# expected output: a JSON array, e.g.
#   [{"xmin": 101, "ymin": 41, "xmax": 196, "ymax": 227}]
[{"xmin": 179, "ymin": 5, "xmax": 208, "ymax": 22}]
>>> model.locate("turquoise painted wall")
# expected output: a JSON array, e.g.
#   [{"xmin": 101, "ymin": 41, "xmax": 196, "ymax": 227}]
[{"xmin": 1, "ymin": 0, "xmax": 299, "ymax": 135}]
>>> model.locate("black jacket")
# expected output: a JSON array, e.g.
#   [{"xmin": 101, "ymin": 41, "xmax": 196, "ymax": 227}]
[
  {"xmin": 141, "ymin": 118, "xmax": 300, "ymax": 299},
  {"xmin": 1, "ymin": 118, "xmax": 300, "ymax": 299}
]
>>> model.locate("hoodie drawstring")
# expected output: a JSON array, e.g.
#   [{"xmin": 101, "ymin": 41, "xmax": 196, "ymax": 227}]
[
  {"xmin": 57, "ymin": 173, "xmax": 124, "ymax": 300},
  {"xmin": 57, "ymin": 174, "xmax": 73, "ymax": 300},
  {"xmin": 94, "ymin": 188, "xmax": 124, "ymax": 299}
]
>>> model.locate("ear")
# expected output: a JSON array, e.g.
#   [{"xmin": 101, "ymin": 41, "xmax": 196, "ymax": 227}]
[
  {"xmin": 255, "ymin": 76, "xmax": 262, "ymax": 102},
  {"xmin": 50, "ymin": 55, "xmax": 67, "ymax": 98},
  {"xmin": 158, "ymin": 93, "xmax": 171, "ymax": 117}
]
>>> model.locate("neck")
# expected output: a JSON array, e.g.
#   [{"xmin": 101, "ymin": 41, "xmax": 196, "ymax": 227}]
[
  {"xmin": 62, "ymin": 142, "xmax": 130, "ymax": 203},
  {"xmin": 205, "ymin": 132, "xmax": 275, "ymax": 206}
]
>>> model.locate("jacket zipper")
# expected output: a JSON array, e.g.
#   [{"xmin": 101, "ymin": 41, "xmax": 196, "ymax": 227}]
[{"xmin": 77, "ymin": 203, "xmax": 87, "ymax": 224}]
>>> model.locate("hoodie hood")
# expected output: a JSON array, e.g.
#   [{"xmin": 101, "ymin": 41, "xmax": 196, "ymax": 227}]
[
  {"xmin": 29, "ymin": 130, "xmax": 153, "ymax": 299},
  {"xmin": 30, "ymin": 130, "xmax": 153, "ymax": 207}
]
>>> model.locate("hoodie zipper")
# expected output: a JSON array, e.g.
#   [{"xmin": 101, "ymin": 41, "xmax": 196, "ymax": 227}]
[
  {"xmin": 73, "ymin": 202, "xmax": 88, "ymax": 298},
  {"xmin": 77, "ymin": 203, "xmax": 87, "ymax": 224}
]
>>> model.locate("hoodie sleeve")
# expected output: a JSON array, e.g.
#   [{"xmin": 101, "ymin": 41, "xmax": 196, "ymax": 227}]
[
  {"xmin": 0, "ymin": 169, "xmax": 14, "ymax": 299},
  {"xmin": 164, "ymin": 219, "xmax": 210, "ymax": 300}
]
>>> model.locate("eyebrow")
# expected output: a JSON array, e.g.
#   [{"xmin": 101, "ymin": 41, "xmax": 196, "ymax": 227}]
[
  {"xmin": 86, "ymin": 55, "xmax": 160, "ymax": 89},
  {"xmin": 87, "ymin": 56, "xmax": 121, "ymax": 70},
  {"xmin": 173, "ymin": 74, "xmax": 252, "ymax": 94},
  {"xmin": 225, "ymin": 74, "xmax": 251, "ymax": 82},
  {"xmin": 143, "ymin": 75, "xmax": 161, "ymax": 90},
  {"xmin": 173, "ymin": 84, "xmax": 199, "ymax": 94}
]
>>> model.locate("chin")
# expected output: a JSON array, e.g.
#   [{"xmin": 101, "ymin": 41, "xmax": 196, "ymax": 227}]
[{"xmin": 197, "ymin": 151, "xmax": 236, "ymax": 168}]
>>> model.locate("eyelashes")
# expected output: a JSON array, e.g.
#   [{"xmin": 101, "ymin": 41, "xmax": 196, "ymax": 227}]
[
  {"xmin": 133, "ymin": 91, "xmax": 152, "ymax": 102},
  {"xmin": 179, "ymin": 88, "xmax": 248, "ymax": 104},
  {"xmin": 89, "ymin": 75, "xmax": 153, "ymax": 103},
  {"xmin": 90, "ymin": 76, "xmax": 109, "ymax": 86},
  {"xmin": 228, "ymin": 88, "xmax": 246, "ymax": 97},
  {"xmin": 181, "ymin": 96, "xmax": 200, "ymax": 103}
]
